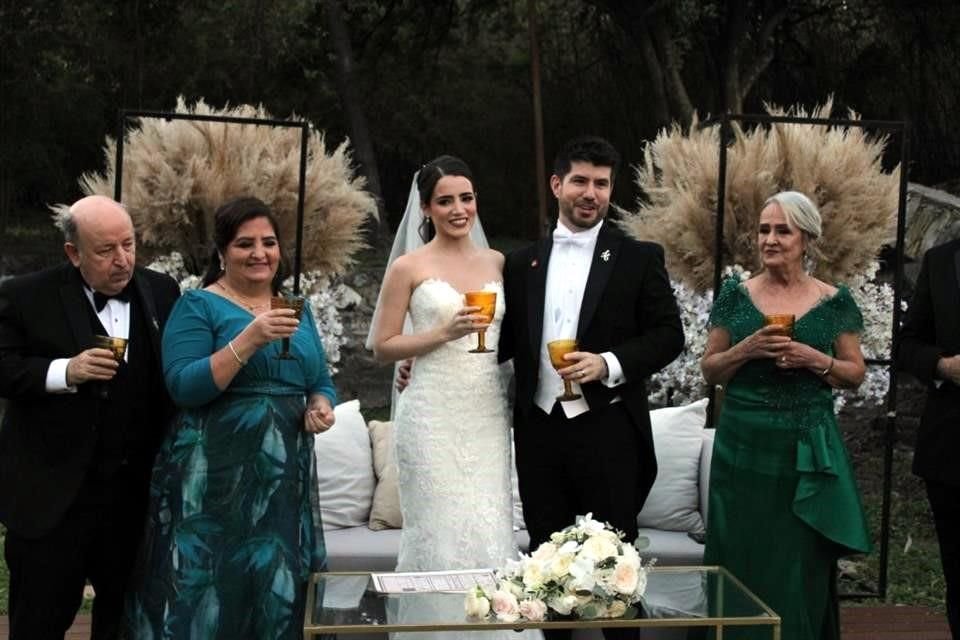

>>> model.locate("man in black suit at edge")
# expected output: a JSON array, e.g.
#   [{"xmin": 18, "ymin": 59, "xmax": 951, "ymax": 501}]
[
  {"xmin": 498, "ymin": 136, "xmax": 684, "ymax": 640},
  {"xmin": 898, "ymin": 238, "xmax": 960, "ymax": 638},
  {"xmin": 0, "ymin": 195, "xmax": 181, "ymax": 639}
]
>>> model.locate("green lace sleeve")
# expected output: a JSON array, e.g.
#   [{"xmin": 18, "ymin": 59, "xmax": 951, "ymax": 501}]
[
  {"xmin": 708, "ymin": 277, "xmax": 743, "ymax": 331},
  {"xmin": 830, "ymin": 286, "xmax": 865, "ymax": 335}
]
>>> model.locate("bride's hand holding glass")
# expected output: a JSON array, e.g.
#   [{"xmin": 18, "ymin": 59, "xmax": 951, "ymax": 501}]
[{"xmin": 440, "ymin": 305, "xmax": 489, "ymax": 343}]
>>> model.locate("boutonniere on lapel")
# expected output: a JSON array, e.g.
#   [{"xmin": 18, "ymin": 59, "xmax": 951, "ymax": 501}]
[
  {"xmin": 600, "ymin": 249, "xmax": 611, "ymax": 263},
  {"xmin": 531, "ymin": 259, "xmax": 539, "ymax": 268}
]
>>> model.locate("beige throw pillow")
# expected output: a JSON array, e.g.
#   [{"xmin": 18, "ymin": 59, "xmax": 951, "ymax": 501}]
[{"xmin": 368, "ymin": 419, "xmax": 402, "ymax": 530}]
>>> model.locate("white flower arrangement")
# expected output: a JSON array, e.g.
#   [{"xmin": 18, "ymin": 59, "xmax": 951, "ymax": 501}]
[
  {"xmin": 647, "ymin": 263, "xmax": 898, "ymax": 410},
  {"xmin": 146, "ymin": 251, "xmax": 346, "ymax": 373},
  {"xmin": 465, "ymin": 514, "xmax": 654, "ymax": 623}
]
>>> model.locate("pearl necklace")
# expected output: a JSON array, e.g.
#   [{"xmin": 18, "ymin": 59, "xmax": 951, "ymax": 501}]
[{"xmin": 215, "ymin": 280, "xmax": 269, "ymax": 311}]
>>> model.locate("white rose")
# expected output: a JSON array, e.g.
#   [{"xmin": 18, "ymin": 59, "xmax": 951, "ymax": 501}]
[
  {"xmin": 464, "ymin": 590, "xmax": 491, "ymax": 619},
  {"xmin": 519, "ymin": 598, "xmax": 548, "ymax": 622},
  {"xmin": 611, "ymin": 559, "xmax": 639, "ymax": 594},
  {"xmin": 548, "ymin": 594, "xmax": 579, "ymax": 615},
  {"xmin": 548, "ymin": 553, "xmax": 574, "ymax": 579},
  {"xmin": 607, "ymin": 600, "xmax": 628, "ymax": 618},
  {"xmin": 531, "ymin": 542, "xmax": 558, "ymax": 562},
  {"xmin": 490, "ymin": 590, "xmax": 521, "ymax": 623},
  {"xmin": 522, "ymin": 562, "xmax": 544, "ymax": 589},
  {"xmin": 580, "ymin": 535, "xmax": 618, "ymax": 561}
]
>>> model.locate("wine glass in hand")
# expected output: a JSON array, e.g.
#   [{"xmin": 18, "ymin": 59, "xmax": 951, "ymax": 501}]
[
  {"xmin": 464, "ymin": 291, "xmax": 496, "ymax": 354},
  {"xmin": 548, "ymin": 339, "xmax": 582, "ymax": 401},
  {"xmin": 271, "ymin": 295, "xmax": 305, "ymax": 360}
]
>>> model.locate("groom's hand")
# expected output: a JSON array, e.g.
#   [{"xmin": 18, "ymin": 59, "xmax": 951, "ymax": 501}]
[
  {"xmin": 557, "ymin": 351, "xmax": 609, "ymax": 384},
  {"xmin": 396, "ymin": 358, "xmax": 413, "ymax": 393}
]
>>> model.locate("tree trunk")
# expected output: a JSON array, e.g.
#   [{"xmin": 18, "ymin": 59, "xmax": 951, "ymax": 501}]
[{"xmin": 322, "ymin": 0, "xmax": 389, "ymax": 246}]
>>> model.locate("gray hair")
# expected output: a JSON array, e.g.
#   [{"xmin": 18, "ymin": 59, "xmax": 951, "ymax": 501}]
[
  {"xmin": 764, "ymin": 191, "xmax": 823, "ymax": 264},
  {"xmin": 50, "ymin": 204, "xmax": 78, "ymax": 243}
]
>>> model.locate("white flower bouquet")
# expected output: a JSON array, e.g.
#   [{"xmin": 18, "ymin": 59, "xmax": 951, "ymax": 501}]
[{"xmin": 465, "ymin": 514, "xmax": 654, "ymax": 623}]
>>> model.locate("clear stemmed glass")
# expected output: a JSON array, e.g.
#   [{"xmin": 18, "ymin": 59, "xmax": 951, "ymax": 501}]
[{"xmin": 465, "ymin": 290, "xmax": 497, "ymax": 354}]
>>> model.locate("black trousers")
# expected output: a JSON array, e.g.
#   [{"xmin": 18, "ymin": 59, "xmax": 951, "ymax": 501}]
[
  {"xmin": 3, "ymin": 465, "xmax": 149, "ymax": 640},
  {"xmin": 515, "ymin": 401, "xmax": 642, "ymax": 640},
  {"xmin": 926, "ymin": 479, "xmax": 960, "ymax": 638}
]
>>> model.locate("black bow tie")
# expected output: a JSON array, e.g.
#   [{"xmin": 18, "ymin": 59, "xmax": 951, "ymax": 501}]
[{"xmin": 92, "ymin": 287, "xmax": 132, "ymax": 312}]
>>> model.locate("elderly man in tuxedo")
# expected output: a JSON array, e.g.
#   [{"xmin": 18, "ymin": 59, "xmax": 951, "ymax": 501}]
[
  {"xmin": 0, "ymin": 195, "xmax": 181, "ymax": 639},
  {"xmin": 498, "ymin": 136, "xmax": 684, "ymax": 640},
  {"xmin": 898, "ymin": 238, "xmax": 960, "ymax": 637}
]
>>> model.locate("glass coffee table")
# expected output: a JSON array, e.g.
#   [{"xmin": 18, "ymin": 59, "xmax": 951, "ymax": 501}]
[{"xmin": 305, "ymin": 566, "xmax": 780, "ymax": 638}]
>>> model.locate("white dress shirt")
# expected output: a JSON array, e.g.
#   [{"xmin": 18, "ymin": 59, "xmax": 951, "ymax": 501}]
[
  {"xmin": 45, "ymin": 288, "xmax": 131, "ymax": 393},
  {"xmin": 535, "ymin": 220, "xmax": 625, "ymax": 417}
]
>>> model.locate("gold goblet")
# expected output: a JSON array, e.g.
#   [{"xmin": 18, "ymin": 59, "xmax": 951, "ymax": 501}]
[
  {"xmin": 271, "ymin": 295, "xmax": 305, "ymax": 360},
  {"xmin": 92, "ymin": 335, "xmax": 128, "ymax": 399},
  {"xmin": 547, "ymin": 338, "xmax": 582, "ymax": 401},
  {"xmin": 763, "ymin": 313, "xmax": 795, "ymax": 338},
  {"xmin": 464, "ymin": 290, "xmax": 497, "ymax": 354}
]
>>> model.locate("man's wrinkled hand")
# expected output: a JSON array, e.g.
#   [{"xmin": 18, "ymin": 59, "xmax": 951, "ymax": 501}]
[{"xmin": 65, "ymin": 348, "xmax": 119, "ymax": 386}]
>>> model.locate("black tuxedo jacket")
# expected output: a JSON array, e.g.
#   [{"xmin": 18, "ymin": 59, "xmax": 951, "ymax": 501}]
[
  {"xmin": 898, "ymin": 238, "xmax": 960, "ymax": 487},
  {"xmin": 499, "ymin": 222, "xmax": 684, "ymax": 510},
  {"xmin": 0, "ymin": 263, "xmax": 181, "ymax": 537}
]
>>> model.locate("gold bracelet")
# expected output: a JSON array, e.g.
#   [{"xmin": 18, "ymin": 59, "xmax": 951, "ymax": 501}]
[
  {"xmin": 819, "ymin": 357, "xmax": 834, "ymax": 377},
  {"xmin": 228, "ymin": 340, "xmax": 246, "ymax": 366}
]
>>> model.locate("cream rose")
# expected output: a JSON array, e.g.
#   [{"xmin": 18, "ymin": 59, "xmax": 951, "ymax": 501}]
[
  {"xmin": 518, "ymin": 598, "xmax": 548, "ymax": 622},
  {"xmin": 580, "ymin": 535, "xmax": 618, "ymax": 561},
  {"xmin": 490, "ymin": 590, "xmax": 521, "ymax": 623},
  {"xmin": 464, "ymin": 590, "xmax": 491, "ymax": 619},
  {"xmin": 611, "ymin": 559, "xmax": 640, "ymax": 594},
  {"xmin": 531, "ymin": 542, "xmax": 558, "ymax": 562}
]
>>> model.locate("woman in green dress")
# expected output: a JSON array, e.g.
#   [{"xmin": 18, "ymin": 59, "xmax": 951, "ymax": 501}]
[
  {"xmin": 700, "ymin": 191, "xmax": 871, "ymax": 640},
  {"xmin": 123, "ymin": 197, "xmax": 337, "ymax": 639}
]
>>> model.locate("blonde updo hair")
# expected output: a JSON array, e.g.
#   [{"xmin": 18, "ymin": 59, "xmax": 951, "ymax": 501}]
[{"xmin": 763, "ymin": 190, "xmax": 823, "ymax": 267}]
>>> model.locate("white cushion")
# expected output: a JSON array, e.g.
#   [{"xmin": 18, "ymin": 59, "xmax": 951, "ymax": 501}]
[
  {"xmin": 314, "ymin": 400, "xmax": 376, "ymax": 530},
  {"xmin": 637, "ymin": 398, "xmax": 708, "ymax": 533}
]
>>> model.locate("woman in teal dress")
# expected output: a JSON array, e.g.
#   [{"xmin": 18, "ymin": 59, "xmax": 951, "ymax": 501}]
[
  {"xmin": 123, "ymin": 197, "xmax": 337, "ymax": 639},
  {"xmin": 700, "ymin": 191, "xmax": 871, "ymax": 640}
]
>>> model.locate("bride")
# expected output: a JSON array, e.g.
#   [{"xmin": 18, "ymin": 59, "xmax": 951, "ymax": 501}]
[{"xmin": 368, "ymin": 156, "xmax": 539, "ymax": 639}]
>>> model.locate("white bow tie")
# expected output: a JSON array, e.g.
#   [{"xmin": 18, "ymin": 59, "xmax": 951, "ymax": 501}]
[{"xmin": 552, "ymin": 226, "xmax": 593, "ymax": 247}]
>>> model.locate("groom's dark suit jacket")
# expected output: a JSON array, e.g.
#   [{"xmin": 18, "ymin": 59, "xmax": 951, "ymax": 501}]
[
  {"xmin": 0, "ymin": 263, "xmax": 181, "ymax": 538},
  {"xmin": 499, "ymin": 222, "xmax": 684, "ymax": 512},
  {"xmin": 898, "ymin": 238, "xmax": 960, "ymax": 487}
]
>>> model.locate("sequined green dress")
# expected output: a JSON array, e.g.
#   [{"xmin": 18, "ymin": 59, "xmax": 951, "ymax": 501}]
[{"xmin": 703, "ymin": 278, "xmax": 871, "ymax": 640}]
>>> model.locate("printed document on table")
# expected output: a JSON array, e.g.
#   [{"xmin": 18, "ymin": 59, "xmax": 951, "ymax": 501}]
[{"xmin": 370, "ymin": 569, "xmax": 497, "ymax": 593}]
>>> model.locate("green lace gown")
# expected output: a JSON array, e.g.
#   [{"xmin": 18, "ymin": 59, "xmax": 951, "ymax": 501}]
[
  {"xmin": 703, "ymin": 278, "xmax": 871, "ymax": 640},
  {"xmin": 123, "ymin": 290, "xmax": 336, "ymax": 639}
]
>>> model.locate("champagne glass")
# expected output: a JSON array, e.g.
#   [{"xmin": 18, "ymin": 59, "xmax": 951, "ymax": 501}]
[
  {"xmin": 547, "ymin": 338, "xmax": 582, "ymax": 401},
  {"xmin": 464, "ymin": 290, "xmax": 497, "ymax": 354},
  {"xmin": 764, "ymin": 313, "xmax": 795, "ymax": 374},
  {"xmin": 763, "ymin": 313, "xmax": 795, "ymax": 337},
  {"xmin": 271, "ymin": 295, "xmax": 305, "ymax": 360},
  {"xmin": 92, "ymin": 335, "xmax": 128, "ymax": 399}
]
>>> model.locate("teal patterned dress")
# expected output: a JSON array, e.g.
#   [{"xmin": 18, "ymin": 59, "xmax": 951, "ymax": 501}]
[
  {"xmin": 123, "ymin": 289, "xmax": 336, "ymax": 640},
  {"xmin": 703, "ymin": 277, "xmax": 871, "ymax": 640}
]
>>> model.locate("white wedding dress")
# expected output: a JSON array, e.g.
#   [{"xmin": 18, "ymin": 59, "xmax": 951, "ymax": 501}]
[{"xmin": 390, "ymin": 279, "xmax": 541, "ymax": 639}]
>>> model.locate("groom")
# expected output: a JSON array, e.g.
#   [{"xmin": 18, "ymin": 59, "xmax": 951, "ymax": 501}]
[{"xmin": 499, "ymin": 136, "xmax": 683, "ymax": 639}]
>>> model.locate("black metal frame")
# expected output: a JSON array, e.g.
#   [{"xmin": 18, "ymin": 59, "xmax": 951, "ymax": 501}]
[
  {"xmin": 701, "ymin": 112, "xmax": 910, "ymax": 599},
  {"xmin": 113, "ymin": 109, "xmax": 311, "ymax": 294}
]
